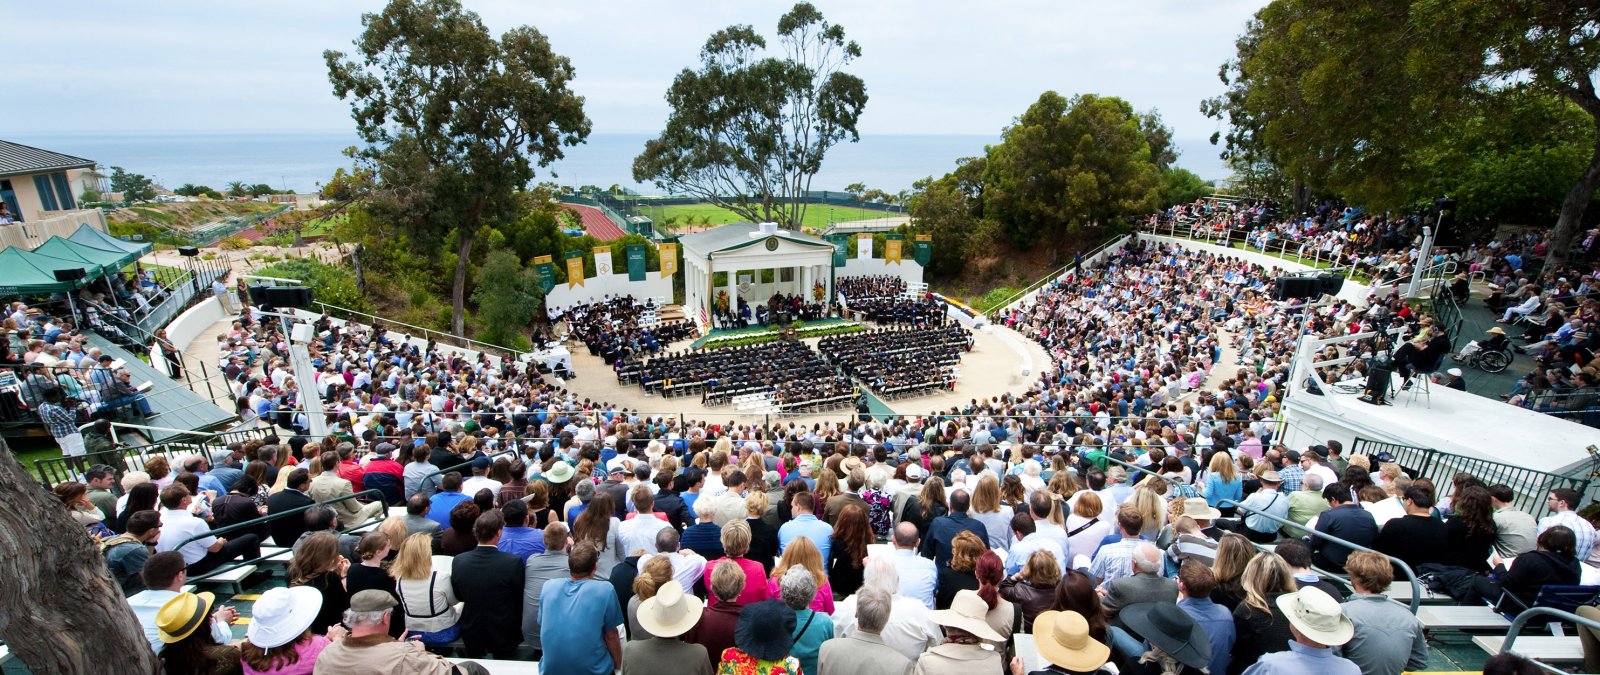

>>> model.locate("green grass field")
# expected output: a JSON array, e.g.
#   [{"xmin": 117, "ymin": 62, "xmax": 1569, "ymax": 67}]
[{"xmin": 643, "ymin": 202, "xmax": 898, "ymax": 232}]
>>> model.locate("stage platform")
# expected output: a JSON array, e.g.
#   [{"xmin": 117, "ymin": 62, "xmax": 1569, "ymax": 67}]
[{"xmin": 690, "ymin": 317, "xmax": 854, "ymax": 349}]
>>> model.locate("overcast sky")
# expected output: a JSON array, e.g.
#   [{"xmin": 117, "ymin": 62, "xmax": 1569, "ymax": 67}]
[{"xmin": 12, "ymin": 0, "xmax": 1265, "ymax": 141}]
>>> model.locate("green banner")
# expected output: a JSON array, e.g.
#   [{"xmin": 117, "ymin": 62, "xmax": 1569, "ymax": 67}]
[
  {"xmin": 829, "ymin": 234, "xmax": 847, "ymax": 267},
  {"xmin": 533, "ymin": 255, "xmax": 556, "ymax": 294},
  {"xmin": 626, "ymin": 244, "xmax": 647, "ymax": 281},
  {"xmin": 914, "ymin": 234, "xmax": 932, "ymax": 266}
]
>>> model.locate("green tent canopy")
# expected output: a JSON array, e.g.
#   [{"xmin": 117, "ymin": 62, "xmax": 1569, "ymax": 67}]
[
  {"xmin": 68, "ymin": 223, "xmax": 152, "ymax": 264},
  {"xmin": 33, "ymin": 236, "xmax": 123, "ymax": 274},
  {"xmin": 0, "ymin": 247, "xmax": 102, "ymax": 295}
]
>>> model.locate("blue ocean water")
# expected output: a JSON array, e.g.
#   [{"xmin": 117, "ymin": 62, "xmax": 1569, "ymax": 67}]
[{"xmin": 8, "ymin": 130, "xmax": 1229, "ymax": 195}]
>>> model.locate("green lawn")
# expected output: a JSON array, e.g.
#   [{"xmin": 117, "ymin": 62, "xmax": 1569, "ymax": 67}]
[{"xmin": 643, "ymin": 202, "xmax": 898, "ymax": 232}]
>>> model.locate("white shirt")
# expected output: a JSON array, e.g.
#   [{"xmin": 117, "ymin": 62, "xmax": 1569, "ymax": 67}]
[
  {"xmin": 156, "ymin": 507, "xmax": 215, "ymax": 564},
  {"xmin": 637, "ymin": 550, "xmax": 707, "ymax": 591},
  {"xmin": 890, "ymin": 548, "xmax": 937, "ymax": 609},
  {"xmin": 127, "ymin": 589, "xmax": 232, "ymax": 654},
  {"xmin": 460, "ymin": 476, "xmax": 503, "ymax": 498},
  {"xmin": 832, "ymin": 593, "xmax": 943, "ymax": 662},
  {"xmin": 1064, "ymin": 514, "xmax": 1112, "ymax": 567},
  {"xmin": 1305, "ymin": 463, "xmax": 1339, "ymax": 488},
  {"xmin": 618, "ymin": 514, "xmax": 673, "ymax": 558}
]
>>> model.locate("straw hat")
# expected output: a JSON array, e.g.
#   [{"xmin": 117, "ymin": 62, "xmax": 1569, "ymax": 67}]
[
  {"xmin": 636, "ymin": 581, "xmax": 703, "ymax": 638},
  {"xmin": 1031, "ymin": 610, "xmax": 1110, "ymax": 672},
  {"xmin": 1260, "ymin": 470, "xmax": 1282, "ymax": 484},
  {"xmin": 157, "ymin": 592, "xmax": 217, "ymax": 643},
  {"xmin": 1119, "ymin": 602, "xmax": 1212, "ymax": 670},
  {"xmin": 1276, "ymin": 587, "xmax": 1354, "ymax": 646},
  {"xmin": 544, "ymin": 461, "xmax": 575, "ymax": 484},
  {"xmin": 1487, "ymin": 326, "xmax": 1506, "ymax": 336},
  {"xmin": 1180, "ymin": 497, "xmax": 1222, "ymax": 521},
  {"xmin": 929, "ymin": 589, "xmax": 1003, "ymax": 642},
  {"xmin": 246, "ymin": 587, "xmax": 322, "ymax": 649}
]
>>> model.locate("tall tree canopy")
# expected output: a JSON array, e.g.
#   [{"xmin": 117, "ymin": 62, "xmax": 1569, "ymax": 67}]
[
  {"xmin": 326, "ymin": 0, "xmax": 590, "ymax": 334},
  {"xmin": 633, "ymin": 2, "xmax": 867, "ymax": 230},
  {"xmin": 1205, "ymin": 0, "xmax": 1600, "ymax": 269}
]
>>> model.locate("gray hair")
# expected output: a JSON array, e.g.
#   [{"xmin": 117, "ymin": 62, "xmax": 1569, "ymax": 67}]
[
  {"xmin": 343, "ymin": 608, "xmax": 389, "ymax": 627},
  {"xmin": 1133, "ymin": 542, "xmax": 1162, "ymax": 575},
  {"xmin": 1303, "ymin": 473, "xmax": 1325, "ymax": 492},
  {"xmin": 779, "ymin": 565, "xmax": 819, "ymax": 610},
  {"xmin": 862, "ymin": 555, "xmax": 899, "ymax": 595},
  {"xmin": 574, "ymin": 480, "xmax": 595, "ymax": 499},
  {"xmin": 856, "ymin": 586, "xmax": 893, "ymax": 633}
]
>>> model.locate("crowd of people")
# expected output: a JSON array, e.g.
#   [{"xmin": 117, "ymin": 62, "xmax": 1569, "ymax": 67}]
[
  {"xmin": 818, "ymin": 326, "xmax": 969, "ymax": 398},
  {"xmin": 837, "ymin": 275, "xmax": 945, "ymax": 325},
  {"xmin": 633, "ymin": 340, "xmax": 856, "ymax": 410},
  {"xmin": 559, "ymin": 296, "xmax": 698, "ymax": 367}
]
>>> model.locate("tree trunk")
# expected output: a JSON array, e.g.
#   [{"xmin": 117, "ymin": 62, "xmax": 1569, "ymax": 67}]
[
  {"xmin": 349, "ymin": 243, "xmax": 366, "ymax": 294},
  {"xmin": 0, "ymin": 438, "xmax": 161, "ymax": 674},
  {"xmin": 1544, "ymin": 127, "xmax": 1600, "ymax": 274},
  {"xmin": 452, "ymin": 233, "xmax": 473, "ymax": 336}
]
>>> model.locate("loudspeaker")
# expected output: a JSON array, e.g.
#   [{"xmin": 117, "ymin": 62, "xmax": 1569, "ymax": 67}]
[
  {"xmin": 1359, "ymin": 363, "xmax": 1393, "ymax": 405},
  {"xmin": 1273, "ymin": 276, "xmax": 1319, "ymax": 301},
  {"xmin": 178, "ymin": 246, "xmax": 199, "ymax": 257},
  {"xmin": 53, "ymin": 268, "xmax": 86, "ymax": 282},
  {"xmin": 262, "ymin": 286, "xmax": 313, "ymax": 309},
  {"xmin": 1317, "ymin": 273, "xmax": 1344, "ymax": 297},
  {"xmin": 247, "ymin": 283, "xmax": 272, "ymax": 306}
]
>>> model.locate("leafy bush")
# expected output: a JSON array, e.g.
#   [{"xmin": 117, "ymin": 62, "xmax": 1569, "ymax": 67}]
[
  {"xmin": 972, "ymin": 286, "xmax": 1021, "ymax": 313},
  {"xmin": 219, "ymin": 236, "xmax": 253, "ymax": 250},
  {"xmin": 254, "ymin": 258, "xmax": 367, "ymax": 312}
]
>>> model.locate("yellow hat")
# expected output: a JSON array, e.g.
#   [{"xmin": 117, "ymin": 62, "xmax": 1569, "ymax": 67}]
[{"xmin": 157, "ymin": 592, "xmax": 216, "ymax": 643}]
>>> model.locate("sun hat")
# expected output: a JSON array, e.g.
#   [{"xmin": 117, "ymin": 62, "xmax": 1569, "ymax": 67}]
[
  {"xmin": 841, "ymin": 456, "xmax": 864, "ymax": 473},
  {"xmin": 1447, "ymin": 367, "xmax": 1463, "ymax": 377},
  {"xmin": 734, "ymin": 599, "xmax": 798, "ymax": 661},
  {"xmin": 157, "ymin": 592, "xmax": 217, "ymax": 643},
  {"xmin": 1118, "ymin": 602, "xmax": 1212, "ymax": 670},
  {"xmin": 1180, "ymin": 497, "xmax": 1222, "ymax": 521},
  {"xmin": 905, "ymin": 463, "xmax": 925, "ymax": 480},
  {"xmin": 929, "ymin": 589, "xmax": 1003, "ymax": 642},
  {"xmin": 636, "ymin": 580, "xmax": 704, "ymax": 638},
  {"xmin": 349, "ymin": 589, "xmax": 399, "ymax": 613},
  {"xmin": 1031, "ymin": 610, "xmax": 1110, "ymax": 671},
  {"xmin": 1260, "ymin": 470, "xmax": 1283, "ymax": 484},
  {"xmin": 544, "ymin": 461, "xmax": 575, "ymax": 484},
  {"xmin": 606, "ymin": 457, "xmax": 632, "ymax": 474},
  {"xmin": 246, "ymin": 587, "xmax": 322, "ymax": 649},
  {"xmin": 1276, "ymin": 586, "xmax": 1354, "ymax": 646},
  {"xmin": 1488, "ymin": 326, "xmax": 1507, "ymax": 335}
]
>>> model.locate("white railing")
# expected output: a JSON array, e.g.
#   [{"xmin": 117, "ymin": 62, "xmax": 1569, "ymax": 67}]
[{"xmin": 3, "ymin": 208, "xmax": 108, "ymax": 250}]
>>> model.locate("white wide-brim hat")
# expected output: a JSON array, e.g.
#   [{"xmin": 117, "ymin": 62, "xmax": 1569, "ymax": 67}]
[
  {"xmin": 1276, "ymin": 587, "xmax": 1354, "ymax": 646},
  {"xmin": 246, "ymin": 586, "xmax": 323, "ymax": 649},
  {"xmin": 928, "ymin": 589, "xmax": 1003, "ymax": 642},
  {"xmin": 636, "ymin": 580, "xmax": 703, "ymax": 638}
]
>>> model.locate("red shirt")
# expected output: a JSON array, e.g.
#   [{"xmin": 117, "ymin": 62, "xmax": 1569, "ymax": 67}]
[
  {"xmin": 336, "ymin": 460, "xmax": 367, "ymax": 492},
  {"xmin": 364, "ymin": 458, "xmax": 404, "ymax": 478}
]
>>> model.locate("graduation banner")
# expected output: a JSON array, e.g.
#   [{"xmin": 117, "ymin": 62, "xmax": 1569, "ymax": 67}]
[
  {"xmin": 533, "ymin": 255, "xmax": 556, "ymax": 294},
  {"xmin": 659, "ymin": 242, "xmax": 678, "ymax": 279},
  {"xmin": 565, "ymin": 250, "xmax": 586, "ymax": 288},
  {"xmin": 885, "ymin": 233, "xmax": 903, "ymax": 265},
  {"xmin": 593, "ymin": 246, "xmax": 612, "ymax": 276},
  {"xmin": 857, "ymin": 232, "xmax": 873, "ymax": 259},
  {"xmin": 626, "ymin": 244, "xmax": 647, "ymax": 281},
  {"xmin": 829, "ymin": 235, "xmax": 847, "ymax": 267},
  {"xmin": 914, "ymin": 234, "xmax": 932, "ymax": 266}
]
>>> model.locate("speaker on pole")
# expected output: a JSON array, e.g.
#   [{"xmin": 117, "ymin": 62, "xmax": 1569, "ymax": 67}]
[
  {"xmin": 52, "ymin": 268, "xmax": 87, "ymax": 282},
  {"xmin": 1317, "ymin": 273, "xmax": 1344, "ymax": 297},
  {"xmin": 1273, "ymin": 276, "xmax": 1319, "ymax": 301},
  {"xmin": 1359, "ymin": 352, "xmax": 1395, "ymax": 405},
  {"xmin": 178, "ymin": 246, "xmax": 200, "ymax": 257}
]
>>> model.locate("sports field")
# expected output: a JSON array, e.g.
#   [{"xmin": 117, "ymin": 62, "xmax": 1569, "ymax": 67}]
[{"xmin": 643, "ymin": 202, "xmax": 897, "ymax": 232}]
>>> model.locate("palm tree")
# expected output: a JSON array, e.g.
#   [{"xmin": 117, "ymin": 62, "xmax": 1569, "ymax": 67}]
[{"xmin": 226, "ymin": 181, "xmax": 248, "ymax": 198}]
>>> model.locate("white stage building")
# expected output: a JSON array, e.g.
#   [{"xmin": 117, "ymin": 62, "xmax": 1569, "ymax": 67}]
[{"xmin": 679, "ymin": 222, "xmax": 836, "ymax": 326}]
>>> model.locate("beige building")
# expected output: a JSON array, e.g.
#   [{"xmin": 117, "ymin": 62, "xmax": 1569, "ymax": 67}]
[{"xmin": 0, "ymin": 140, "xmax": 110, "ymax": 249}]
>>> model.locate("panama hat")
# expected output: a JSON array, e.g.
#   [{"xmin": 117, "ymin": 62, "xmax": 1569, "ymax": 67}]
[
  {"xmin": 929, "ymin": 589, "xmax": 1003, "ymax": 642},
  {"xmin": 1260, "ymin": 470, "xmax": 1283, "ymax": 484},
  {"xmin": 157, "ymin": 592, "xmax": 217, "ymax": 643},
  {"xmin": 1119, "ymin": 602, "xmax": 1212, "ymax": 670},
  {"xmin": 636, "ymin": 580, "xmax": 703, "ymax": 638},
  {"xmin": 246, "ymin": 587, "xmax": 322, "ymax": 649},
  {"xmin": 1276, "ymin": 586, "xmax": 1354, "ymax": 646},
  {"xmin": 1031, "ymin": 610, "xmax": 1111, "ymax": 672},
  {"xmin": 1180, "ymin": 497, "xmax": 1222, "ymax": 521},
  {"xmin": 1487, "ymin": 326, "xmax": 1507, "ymax": 335},
  {"xmin": 544, "ymin": 461, "xmax": 575, "ymax": 484}
]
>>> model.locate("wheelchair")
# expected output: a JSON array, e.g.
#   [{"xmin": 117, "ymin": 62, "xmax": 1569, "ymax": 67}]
[{"xmin": 1465, "ymin": 343, "xmax": 1514, "ymax": 373}]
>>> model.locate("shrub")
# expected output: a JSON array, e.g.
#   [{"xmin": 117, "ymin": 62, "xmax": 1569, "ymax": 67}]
[
  {"xmin": 253, "ymin": 258, "xmax": 366, "ymax": 311},
  {"xmin": 219, "ymin": 236, "xmax": 252, "ymax": 250}
]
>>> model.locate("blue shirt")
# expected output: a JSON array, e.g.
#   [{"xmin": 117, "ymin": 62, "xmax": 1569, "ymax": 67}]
[
  {"xmin": 194, "ymin": 471, "xmax": 226, "ymax": 495},
  {"xmin": 680, "ymin": 522, "xmax": 725, "ymax": 560},
  {"xmin": 779, "ymin": 513, "xmax": 835, "ymax": 564},
  {"xmin": 1179, "ymin": 596, "xmax": 1235, "ymax": 675},
  {"xmin": 1242, "ymin": 639, "xmax": 1360, "ymax": 675},
  {"xmin": 1204, "ymin": 475, "xmax": 1243, "ymax": 508},
  {"xmin": 500, "ymin": 526, "xmax": 546, "ymax": 561},
  {"xmin": 681, "ymin": 492, "xmax": 700, "ymax": 519},
  {"xmin": 426, "ymin": 491, "xmax": 471, "ymax": 530},
  {"xmin": 538, "ymin": 578, "xmax": 623, "ymax": 675},
  {"xmin": 207, "ymin": 466, "xmax": 243, "ymax": 492}
]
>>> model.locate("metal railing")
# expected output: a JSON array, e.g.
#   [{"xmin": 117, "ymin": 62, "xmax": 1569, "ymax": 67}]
[
  {"xmin": 1349, "ymin": 437, "xmax": 1593, "ymax": 519},
  {"xmin": 1497, "ymin": 607, "xmax": 1600, "ymax": 675},
  {"xmin": 308, "ymin": 301, "xmax": 529, "ymax": 361},
  {"xmin": 1136, "ymin": 220, "xmax": 1379, "ymax": 286},
  {"xmin": 988, "ymin": 233, "xmax": 1132, "ymax": 315},
  {"xmin": 33, "ymin": 425, "xmax": 276, "ymax": 485},
  {"xmin": 134, "ymin": 259, "xmax": 230, "ymax": 336},
  {"xmin": 179, "ymin": 488, "xmax": 385, "ymax": 583}
]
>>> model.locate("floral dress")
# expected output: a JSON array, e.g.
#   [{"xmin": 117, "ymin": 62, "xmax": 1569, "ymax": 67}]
[
  {"xmin": 861, "ymin": 488, "xmax": 893, "ymax": 539},
  {"xmin": 717, "ymin": 648, "xmax": 802, "ymax": 675}
]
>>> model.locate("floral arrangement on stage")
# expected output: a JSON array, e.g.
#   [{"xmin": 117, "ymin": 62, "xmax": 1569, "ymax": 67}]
[
  {"xmin": 699, "ymin": 321, "xmax": 864, "ymax": 350},
  {"xmin": 715, "ymin": 290, "xmax": 730, "ymax": 313},
  {"xmin": 813, "ymin": 281, "xmax": 826, "ymax": 302}
]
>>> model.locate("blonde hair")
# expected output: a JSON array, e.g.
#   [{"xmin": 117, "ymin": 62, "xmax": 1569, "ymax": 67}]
[
  {"xmin": 1241, "ymin": 552, "xmax": 1296, "ymax": 613},
  {"xmin": 950, "ymin": 530, "xmax": 985, "ymax": 573},
  {"xmin": 1212, "ymin": 533, "xmax": 1254, "ymax": 586},
  {"xmin": 721, "ymin": 520, "xmax": 752, "ymax": 558},
  {"xmin": 1129, "ymin": 487, "xmax": 1165, "ymax": 537},
  {"xmin": 377, "ymin": 517, "xmax": 409, "ymax": 556},
  {"xmin": 1022, "ymin": 549, "xmax": 1062, "ymax": 587},
  {"xmin": 745, "ymin": 490, "xmax": 770, "ymax": 518},
  {"xmin": 772, "ymin": 535, "xmax": 827, "ymax": 588},
  {"xmin": 389, "ymin": 533, "xmax": 437, "ymax": 580},
  {"xmin": 1208, "ymin": 452, "xmax": 1237, "ymax": 482},
  {"xmin": 633, "ymin": 555, "xmax": 674, "ymax": 600},
  {"xmin": 815, "ymin": 470, "xmax": 841, "ymax": 502},
  {"xmin": 1073, "ymin": 491, "xmax": 1104, "ymax": 519},
  {"xmin": 972, "ymin": 475, "xmax": 1002, "ymax": 515}
]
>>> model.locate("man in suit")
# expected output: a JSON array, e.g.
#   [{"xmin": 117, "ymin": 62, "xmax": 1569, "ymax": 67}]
[
  {"xmin": 266, "ymin": 468, "xmax": 314, "ymax": 547},
  {"xmin": 919, "ymin": 489, "xmax": 988, "ymax": 568},
  {"xmin": 818, "ymin": 586, "xmax": 914, "ymax": 675},
  {"xmin": 451, "ymin": 510, "xmax": 526, "ymax": 660},
  {"xmin": 1101, "ymin": 543, "xmax": 1178, "ymax": 627},
  {"xmin": 402, "ymin": 493, "xmax": 443, "ymax": 542},
  {"xmin": 308, "ymin": 450, "xmax": 384, "ymax": 529},
  {"xmin": 824, "ymin": 468, "xmax": 871, "ymax": 525}
]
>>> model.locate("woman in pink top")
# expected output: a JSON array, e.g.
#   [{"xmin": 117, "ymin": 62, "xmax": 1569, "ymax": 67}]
[
  {"xmin": 765, "ymin": 535, "xmax": 834, "ymax": 614},
  {"xmin": 707, "ymin": 521, "xmax": 773, "ymax": 606},
  {"xmin": 240, "ymin": 586, "xmax": 331, "ymax": 675}
]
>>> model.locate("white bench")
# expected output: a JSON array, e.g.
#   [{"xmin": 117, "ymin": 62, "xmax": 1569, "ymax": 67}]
[
  {"xmin": 191, "ymin": 564, "xmax": 257, "ymax": 594},
  {"xmin": 449, "ymin": 658, "xmax": 539, "ymax": 674},
  {"xmin": 259, "ymin": 546, "xmax": 292, "ymax": 565},
  {"xmin": 1418, "ymin": 606, "xmax": 1511, "ymax": 630},
  {"xmin": 1473, "ymin": 635, "xmax": 1584, "ymax": 662},
  {"xmin": 1386, "ymin": 582, "xmax": 1452, "ymax": 605}
]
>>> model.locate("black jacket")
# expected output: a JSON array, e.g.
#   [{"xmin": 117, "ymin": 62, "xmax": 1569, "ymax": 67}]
[
  {"xmin": 451, "ymin": 545, "xmax": 526, "ymax": 652},
  {"xmin": 654, "ymin": 489, "xmax": 694, "ymax": 532},
  {"xmin": 266, "ymin": 488, "xmax": 315, "ymax": 547}
]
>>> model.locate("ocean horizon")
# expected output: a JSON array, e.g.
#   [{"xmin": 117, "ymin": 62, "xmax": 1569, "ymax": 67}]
[{"xmin": 9, "ymin": 130, "xmax": 1231, "ymax": 196}]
